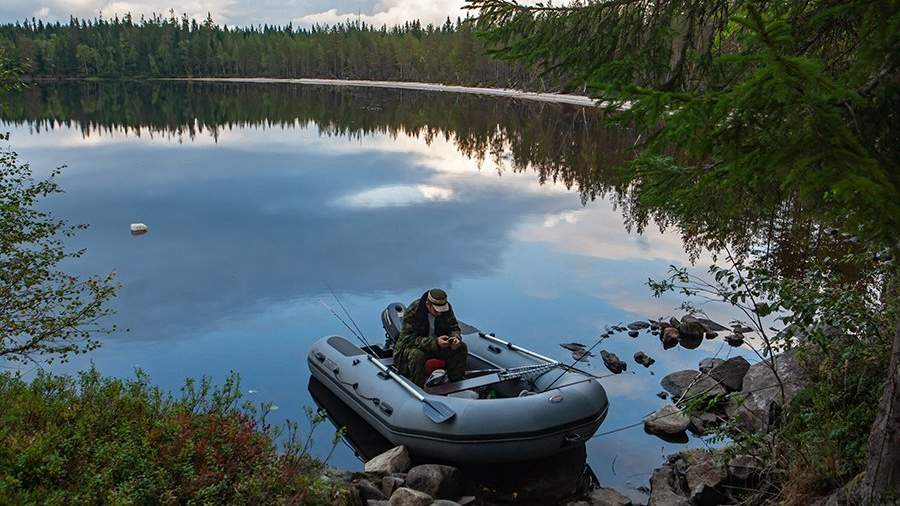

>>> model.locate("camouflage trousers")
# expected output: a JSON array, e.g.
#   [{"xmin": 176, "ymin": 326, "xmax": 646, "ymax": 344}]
[{"xmin": 395, "ymin": 342, "xmax": 468, "ymax": 387}]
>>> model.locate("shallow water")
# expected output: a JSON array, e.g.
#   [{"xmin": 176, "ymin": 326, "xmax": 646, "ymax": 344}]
[{"xmin": 1, "ymin": 81, "xmax": 754, "ymax": 500}]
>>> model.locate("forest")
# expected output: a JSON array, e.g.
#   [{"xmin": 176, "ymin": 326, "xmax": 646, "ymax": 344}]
[{"xmin": 0, "ymin": 14, "xmax": 556, "ymax": 90}]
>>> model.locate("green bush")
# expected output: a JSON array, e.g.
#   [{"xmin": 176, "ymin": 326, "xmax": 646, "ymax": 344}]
[{"xmin": 0, "ymin": 368, "xmax": 352, "ymax": 505}]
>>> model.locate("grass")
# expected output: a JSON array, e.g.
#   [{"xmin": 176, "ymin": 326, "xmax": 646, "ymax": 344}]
[{"xmin": 0, "ymin": 368, "xmax": 353, "ymax": 505}]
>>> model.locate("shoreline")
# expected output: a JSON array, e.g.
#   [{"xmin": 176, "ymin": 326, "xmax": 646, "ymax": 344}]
[{"xmin": 163, "ymin": 77, "xmax": 598, "ymax": 106}]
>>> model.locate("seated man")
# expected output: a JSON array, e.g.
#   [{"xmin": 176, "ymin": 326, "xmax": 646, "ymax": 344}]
[{"xmin": 394, "ymin": 288, "xmax": 468, "ymax": 387}]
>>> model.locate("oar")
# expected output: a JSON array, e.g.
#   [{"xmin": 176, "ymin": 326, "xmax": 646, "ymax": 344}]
[{"xmin": 367, "ymin": 355, "xmax": 456, "ymax": 424}]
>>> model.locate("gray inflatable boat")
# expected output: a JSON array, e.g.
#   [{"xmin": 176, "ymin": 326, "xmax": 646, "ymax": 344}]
[{"xmin": 307, "ymin": 303, "xmax": 609, "ymax": 463}]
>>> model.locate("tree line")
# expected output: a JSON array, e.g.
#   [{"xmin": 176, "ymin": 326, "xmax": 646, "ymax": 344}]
[{"xmin": 0, "ymin": 14, "xmax": 567, "ymax": 90}]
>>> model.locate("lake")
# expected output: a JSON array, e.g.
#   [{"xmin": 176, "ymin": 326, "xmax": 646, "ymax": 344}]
[{"xmin": 1, "ymin": 81, "xmax": 753, "ymax": 501}]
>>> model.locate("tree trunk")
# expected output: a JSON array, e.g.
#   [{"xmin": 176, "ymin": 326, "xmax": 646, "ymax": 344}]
[{"xmin": 860, "ymin": 311, "xmax": 900, "ymax": 502}]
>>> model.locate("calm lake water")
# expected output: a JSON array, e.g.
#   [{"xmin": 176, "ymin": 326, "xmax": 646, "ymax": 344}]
[{"xmin": 2, "ymin": 81, "xmax": 753, "ymax": 500}]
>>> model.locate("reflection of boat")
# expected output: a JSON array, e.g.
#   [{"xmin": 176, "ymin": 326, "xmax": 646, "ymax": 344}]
[
  {"xmin": 307, "ymin": 303, "xmax": 609, "ymax": 463},
  {"xmin": 308, "ymin": 376, "xmax": 393, "ymax": 461}
]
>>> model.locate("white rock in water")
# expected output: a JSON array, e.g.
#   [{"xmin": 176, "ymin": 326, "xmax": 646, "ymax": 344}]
[{"xmin": 130, "ymin": 223, "xmax": 148, "ymax": 235}]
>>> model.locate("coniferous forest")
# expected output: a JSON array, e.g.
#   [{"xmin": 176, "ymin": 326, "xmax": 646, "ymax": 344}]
[{"xmin": 0, "ymin": 15, "xmax": 561, "ymax": 90}]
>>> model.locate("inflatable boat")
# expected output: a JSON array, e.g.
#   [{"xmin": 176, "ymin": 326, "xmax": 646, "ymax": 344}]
[{"xmin": 306, "ymin": 303, "xmax": 609, "ymax": 463}]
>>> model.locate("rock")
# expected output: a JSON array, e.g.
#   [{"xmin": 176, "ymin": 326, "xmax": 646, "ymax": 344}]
[
  {"xmin": 678, "ymin": 332, "xmax": 702, "ymax": 349},
  {"xmin": 129, "ymin": 223, "xmax": 148, "ymax": 235},
  {"xmin": 707, "ymin": 356, "xmax": 750, "ymax": 392},
  {"xmin": 726, "ymin": 349, "xmax": 808, "ymax": 432},
  {"xmin": 698, "ymin": 358, "xmax": 724, "ymax": 374},
  {"xmin": 656, "ymin": 391, "xmax": 668, "ymax": 400},
  {"xmin": 680, "ymin": 450, "xmax": 727, "ymax": 495},
  {"xmin": 704, "ymin": 331, "xmax": 718, "ymax": 339},
  {"xmin": 628, "ymin": 321, "xmax": 650, "ymax": 330},
  {"xmin": 628, "ymin": 330, "xmax": 639, "ymax": 338},
  {"xmin": 688, "ymin": 412, "xmax": 719, "ymax": 435},
  {"xmin": 382, "ymin": 475, "xmax": 406, "ymax": 497},
  {"xmin": 669, "ymin": 317, "xmax": 681, "ymax": 328},
  {"xmin": 367, "ymin": 501, "xmax": 391, "ymax": 506},
  {"xmin": 677, "ymin": 318, "xmax": 705, "ymax": 341},
  {"xmin": 457, "ymin": 496, "xmax": 476, "ymax": 506},
  {"xmin": 601, "ymin": 350, "xmax": 627, "ymax": 374},
  {"xmin": 660, "ymin": 370, "xmax": 726, "ymax": 402},
  {"xmin": 661, "ymin": 327, "xmax": 679, "ymax": 349},
  {"xmin": 634, "ymin": 351, "xmax": 655, "ymax": 368},
  {"xmin": 588, "ymin": 486, "xmax": 633, "ymax": 505},
  {"xmin": 561, "ymin": 342, "xmax": 587, "ymax": 352},
  {"xmin": 726, "ymin": 454, "xmax": 762, "ymax": 484},
  {"xmin": 724, "ymin": 333, "xmax": 744, "ymax": 347},
  {"xmin": 404, "ymin": 464, "xmax": 461, "ymax": 499},
  {"xmin": 389, "ymin": 487, "xmax": 432, "ymax": 506},
  {"xmin": 365, "ymin": 446, "xmax": 412, "ymax": 474},
  {"xmin": 732, "ymin": 325, "xmax": 754, "ymax": 334},
  {"xmin": 430, "ymin": 501, "xmax": 461, "ymax": 506},
  {"xmin": 356, "ymin": 479, "xmax": 387, "ymax": 501},
  {"xmin": 644, "ymin": 404, "xmax": 690, "ymax": 436},
  {"xmin": 648, "ymin": 465, "xmax": 689, "ymax": 506}
]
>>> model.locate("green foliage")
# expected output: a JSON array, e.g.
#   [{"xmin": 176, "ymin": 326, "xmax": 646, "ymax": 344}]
[
  {"xmin": 0, "ymin": 135, "xmax": 120, "ymax": 364},
  {"xmin": 471, "ymin": 0, "xmax": 900, "ymax": 249},
  {"xmin": 0, "ymin": 15, "xmax": 562, "ymax": 91},
  {"xmin": 0, "ymin": 368, "xmax": 351, "ymax": 505}
]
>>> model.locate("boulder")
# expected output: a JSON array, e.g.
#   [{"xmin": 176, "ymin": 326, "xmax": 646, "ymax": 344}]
[
  {"xmin": 724, "ymin": 333, "xmax": 744, "ymax": 347},
  {"xmin": 588, "ymin": 486, "xmax": 633, "ymax": 505},
  {"xmin": 678, "ymin": 332, "xmax": 702, "ymax": 349},
  {"xmin": 660, "ymin": 370, "xmax": 726, "ymax": 402},
  {"xmin": 648, "ymin": 464, "xmax": 689, "ymax": 506},
  {"xmin": 601, "ymin": 350, "xmax": 627, "ymax": 374},
  {"xmin": 431, "ymin": 501, "xmax": 461, "ymax": 506},
  {"xmin": 634, "ymin": 351, "xmax": 655, "ymax": 368},
  {"xmin": 367, "ymin": 501, "xmax": 391, "ymax": 506},
  {"xmin": 698, "ymin": 358, "xmax": 724, "ymax": 374},
  {"xmin": 726, "ymin": 454, "xmax": 762, "ymax": 484},
  {"xmin": 404, "ymin": 464, "xmax": 461, "ymax": 499},
  {"xmin": 389, "ymin": 487, "xmax": 432, "ymax": 506},
  {"xmin": 628, "ymin": 321, "xmax": 651, "ymax": 330},
  {"xmin": 355, "ymin": 479, "xmax": 387, "ymax": 501},
  {"xmin": 677, "ymin": 318, "xmax": 705, "ymax": 341},
  {"xmin": 661, "ymin": 327, "xmax": 680, "ymax": 349},
  {"xmin": 382, "ymin": 475, "xmax": 406, "ymax": 497},
  {"xmin": 644, "ymin": 404, "xmax": 690, "ymax": 436},
  {"xmin": 681, "ymin": 451, "xmax": 727, "ymax": 501},
  {"xmin": 727, "ymin": 350, "xmax": 808, "ymax": 432},
  {"xmin": 628, "ymin": 330, "xmax": 639, "ymax": 338},
  {"xmin": 656, "ymin": 391, "xmax": 668, "ymax": 400},
  {"xmin": 688, "ymin": 412, "xmax": 719, "ymax": 435},
  {"xmin": 708, "ymin": 356, "xmax": 750, "ymax": 392},
  {"xmin": 365, "ymin": 446, "xmax": 411, "ymax": 474},
  {"xmin": 457, "ymin": 496, "xmax": 476, "ymax": 506}
]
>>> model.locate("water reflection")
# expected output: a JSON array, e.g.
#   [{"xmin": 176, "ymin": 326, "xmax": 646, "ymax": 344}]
[{"xmin": 1, "ymin": 82, "xmax": 750, "ymax": 501}]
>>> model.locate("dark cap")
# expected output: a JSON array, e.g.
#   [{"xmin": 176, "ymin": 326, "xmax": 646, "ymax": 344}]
[{"xmin": 426, "ymin": 288, "xmax": 449, "ymax": 312}]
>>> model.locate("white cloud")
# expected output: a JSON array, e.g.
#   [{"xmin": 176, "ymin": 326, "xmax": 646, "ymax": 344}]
[
  {"xmin": 337, "ymin": 184, "xmax": 456, "ymax": 208},
  {"xmin": 5, "ymin": 0, "xmax": 237, "ymax": 24},
  {"xmin": 34, "ymin": 6, "xmax": 51, "ymax": 17},
  {"xmin": 298, "ymin": 0, "xmax": 467, "ymax": 27}
]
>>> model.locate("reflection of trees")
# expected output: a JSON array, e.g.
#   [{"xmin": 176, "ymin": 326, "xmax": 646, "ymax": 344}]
[{"xmin": 1, "ymin": 81, "xmax": 835, "ymax": 273}]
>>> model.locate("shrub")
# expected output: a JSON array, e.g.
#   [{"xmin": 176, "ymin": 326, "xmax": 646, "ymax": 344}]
[{"xmin": 0, "ymin": 368, "xmax": 352, "ymax": 505}]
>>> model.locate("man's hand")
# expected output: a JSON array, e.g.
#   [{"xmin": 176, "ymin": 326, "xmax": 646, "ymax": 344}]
[
  {"xmin": 437, "ymin": 335, "xmax": 451, "ymax": 349},
  {"xmin": 449, "ymin": 336, "xmax": 461, "ymax": 351}
]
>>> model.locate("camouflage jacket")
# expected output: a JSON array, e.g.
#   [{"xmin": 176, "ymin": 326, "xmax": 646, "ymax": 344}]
[{"xmin": 396, "ymin": 296, "xmax": 461, "ymax": 355}]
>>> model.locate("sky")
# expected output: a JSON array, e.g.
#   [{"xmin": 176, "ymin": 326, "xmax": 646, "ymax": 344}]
[{"xmin": 0, "ymin": 0, "xmax": 476, "ymax": 28}]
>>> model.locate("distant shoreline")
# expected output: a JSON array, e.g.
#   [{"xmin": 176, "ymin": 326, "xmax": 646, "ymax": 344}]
[{"xmin": 163, "ymin": 77, "xmax": 597, "ymax": 107}]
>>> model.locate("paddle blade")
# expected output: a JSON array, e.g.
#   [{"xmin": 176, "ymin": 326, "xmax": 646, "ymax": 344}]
[{"xmin": 422, "ymin": 399, "xmax": 456, "ymax": 423}]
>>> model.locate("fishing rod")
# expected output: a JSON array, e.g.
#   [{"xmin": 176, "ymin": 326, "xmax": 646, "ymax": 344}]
[
  {"xmin": 325, "ymin": 283, "xmax": 369, "ymax": 348},
  {"xmin": 540, "ymin": 332, "xmax": 610, "ymax": 393},
  {"xmin": 318, "ymin": 299, "xmax": 373, "ymax": 350}
]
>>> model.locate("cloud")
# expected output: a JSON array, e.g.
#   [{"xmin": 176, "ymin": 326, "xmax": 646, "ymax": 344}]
[
  {"xmin": 297, "ymin": 0, "xmax": 467, "ymax": 27},
  {"xmin": 3, "ymin": 0, "xmax": 238, "ymax": 25}
]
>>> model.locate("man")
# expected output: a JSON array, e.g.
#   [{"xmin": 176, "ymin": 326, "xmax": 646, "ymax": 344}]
[{"xmin": 394, "ymin": 288, "xmax": 468, "ymax": 387}]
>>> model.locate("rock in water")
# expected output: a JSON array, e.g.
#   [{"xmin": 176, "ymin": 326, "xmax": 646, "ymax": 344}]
[
  {"xmin": 365, "ymin": 446, "xmax": 411, "ymax": 474},
  {"xmin": 648, "ymin": 464, "xmax": 690, "ymax": 506},
  {"xmin": 724, "ymin": 333, "xmax": 745, "ymax": 347},
  {"xmin": 404, "ymin": 464, "xmax": 461, "ymax": 499},
  {"xmin": 698, "ymin": 358, "xmax": 724, "ymax": 374},
  {"xmin": 661, "ymin": 327, "xmax": 680, "ymax": 349},
  {"xmin": 560, "ymin": 342, "xmax": 587, "ymax": 352},
  {"xmin": 678, "ymin": 332, "xmax": 702, "ymax": 349},
  {"xmin": 628, "ymin": 321, "xmax": 650, "ymax": 330},
  {"xmin": 707, "ymin": 356, "xmax": 751, "ymax": 392},
  {"xmin": 661, "ymin": 370, "xmax": 726, "ymax": 402},
  {"xmin": 129, "ymin": 223, "xmax": 148, "ymax": 235},
  {"xmin": 634, "ymin": 351, "xmax": 655, "ymax": 368},
  {"xmin": 644, "ymin": 405, "xmax": 690, "ymax": 437},
  {"xmin": 628, "ymin": 330, "xmax": 639, "ymax": 338},
  {"xmin": 600, "ymin": 350, "xmax": 627, "ymax": 374},
  {"xmin": 677, "ymin": 318, "xmax": 705, "ymax": 341},
  {"xmin": 656, "ymin": 391, "xmax": 668, "ymax": 400},
  {"xmin": 388, "ymin": 487, "xmax": 432, "ymax": 506}
]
